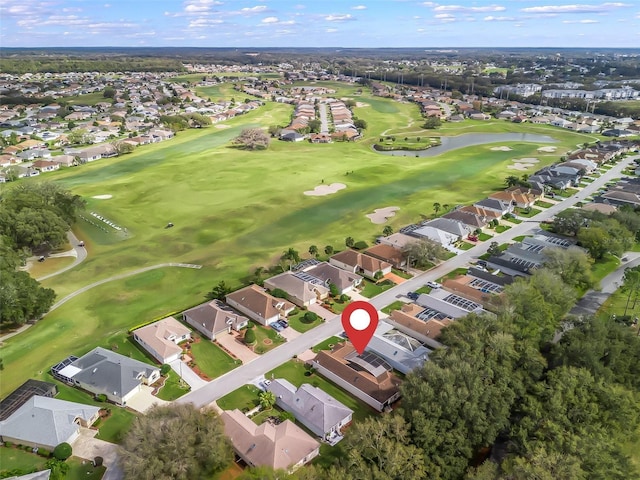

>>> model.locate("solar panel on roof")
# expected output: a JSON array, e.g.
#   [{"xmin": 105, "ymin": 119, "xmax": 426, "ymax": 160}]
[
  {"xmin": 417, "ymin": 308, "xmax": 448, "ymax": 321},
  {"xmin": 469, "ymin": 278, "xmax": 503, "ymax": 293},
  {"xmin": 293, "ymin": 271, "xmax": 325, "ymax": 286}
]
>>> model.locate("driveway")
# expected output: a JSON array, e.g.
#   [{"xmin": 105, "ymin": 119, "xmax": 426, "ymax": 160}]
[
  {"xmin": 307, "ymin": 303, "xmax": 334, "ymax": 321},
  {"xmin": 215, "ymin": 331, "xmax": 259, "ymax": 364},
  {"xmin": 126, "ymin": 385, "xmax": 169, "ymax": 413},
  {"xmin": 279, "ymin": 326, "xmax": 301, "ymax": 341},
  {"xmin": 73, "ymin": 428, "xmax": 123, "ymax": 480},
  {"xmin": 168, "ymin": 358, "xmax": 208, "ymax": 391}
]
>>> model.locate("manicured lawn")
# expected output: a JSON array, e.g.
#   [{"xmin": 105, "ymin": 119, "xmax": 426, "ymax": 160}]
[
  {"xmin": 504, "ymin": 216, "xmax": 523, "ymax": 224},
  {"xmin": 514, "ymin": 207, "xmax": 542, "ymax": 218},
  {"xmin": 512, "ymin": 235, "xmax": 529, "ymax": 242},
  {"xmin": 458, "ymin": 241, "xmax": 475, "ymax": 250},
  {"xmin": 189, "ymin": 334, "xmax": 238, "ymax": 378},
  {"xmin": 51, "ymin": 378, "xmax": 137, "ymax": 444},
  {"xmin": 312, "ymin": 336, "xmax": 343, "ymax": 353},
  {"xmin": 477, "ymin": 232, "xmax": 493, "ymax": 241},
  {"xmin": 250, "ymin": 408, "xmax": 278, "ymax": 426},
  {"xmin": 360, "ymin": 279, "xmax": 395, "ymax": 298},
  {"xmin": 65, "ymin": 91, "xmax": 107, "ymax": 105},
  {"xmin": 534, "ymin": 200, "xmax": 554, "ymax": 208},
  {"xmin": 414, "ymin": 285, "xmax": 432, "ymax": 295},
  {"xmin": 156, "ymin": 370, "xmax": 190, "ymax": 401},
  {"xmin": 266, "ymin": 360, "xmax": 377, "ymax": 422},
  {"xmin": 391, "ymin": 268, "xmax": 412, "ymax": 279},
  {"xmin": 250, "ymin": 323, "xmax": 286, "ymax": 354},
  {"xmin": 495, "ymin": 225, "xmax": 511, "ymax": 233},
  {"xmin": 217, "ymin": 384, "xmax": 262, "ymax": 412},
  {"xmin": 287, "ymin": 310, "xmax": 323, "ymax": 333},
  {"xmin": 5, "ymin": 90, "xmax": 599, "ymax": 398},
  {"xmin": 381, "ymin": 300, "xmax": 406, "ymax": 314},
  {"xmin": 438, "ymin": 267, "xmax": 469, "ymax": 282},
  {"xmin": 27, "ymin": 256, "xmax": 75, "ymax": 280},
  {"xmin": 66, "ymin": 457, "xmax": 106, "ymax": 480},
  {"xmin": 0, "ymin": 447, "xmax": 46, "ymax": 474}
]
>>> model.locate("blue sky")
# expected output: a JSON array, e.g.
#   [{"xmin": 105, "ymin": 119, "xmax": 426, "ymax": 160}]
[{"xmin": 1, "ymin": 1, "xmax": 639, "ymax": 48}]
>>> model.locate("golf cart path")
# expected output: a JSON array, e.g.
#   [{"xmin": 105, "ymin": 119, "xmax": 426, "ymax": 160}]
[
  {"xmin": 0, "ymin": 263, "xmax": 203, "ymax": 343},
  {"xmin": 37, "ymin": 230, "xmax": 88, "ymax": 281},
  {"xmin": 48, "ymin": 263, "xmax": 203, "ymax": 312}
]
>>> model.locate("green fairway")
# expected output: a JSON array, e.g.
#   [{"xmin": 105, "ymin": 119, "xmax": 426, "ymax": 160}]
[{"xmin": 2, "ymin": 84, "xmax": 605, "ymax": 397}]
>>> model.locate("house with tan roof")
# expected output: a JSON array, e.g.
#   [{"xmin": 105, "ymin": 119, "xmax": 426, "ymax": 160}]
[
  {"xmin": 365, "ymin": 243, "xmax": 406, "ymax": 269},
  {"xmin": 225, "ymin": 284, "xmax": 295, "ymax": 326},
  {"xmin": 300, "ymin": 262, "xmax": 363, "ymax": 295},
  {"xmin": 182, "ymin": 300, "xmax": 248, "ymax": 341},
  {"xmin": 264, "ymin": 272, "xmax": 329, "ymax": 308},
  {"xmin": 31, "ymin": 160, "xmax": 59, "ymax": 172},
  {"xmin": 133, "ymin": 316, "xmax": 191, "ymax": 364},
  {"xmin": 387, "ymin": 303, "xmax": 452, "ymax": 346},
  {"xmin": 221, "ymin": 409, "xmax": 320, "ymax": 472},
  {"xmin": 329, "ymin": 249, "xmax": 392, "ymax": 280},
  {"xmin": 310, "ymin": 343, "xmax": 402, "ymax": 412}
]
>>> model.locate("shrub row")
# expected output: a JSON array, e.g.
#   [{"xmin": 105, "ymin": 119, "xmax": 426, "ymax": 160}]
[{"xmin": 127, "ymin": 310, "xmax": 182, "ymax": 333}]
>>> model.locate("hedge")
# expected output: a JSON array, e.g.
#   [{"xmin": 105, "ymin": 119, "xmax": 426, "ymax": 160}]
[{"xmin": 127, "ymin": 310, "xmax": 182, "ymax": 333}]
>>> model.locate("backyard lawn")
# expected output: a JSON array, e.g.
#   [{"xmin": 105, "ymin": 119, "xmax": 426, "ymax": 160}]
[
  {"xmin": 3, "ymin": 88, "xmax": 599, "ymax": 397},
  {"xmin": 0, "ymin": 447, "xmax": 46, "ymax": 474},
  {"xmin": 67, "ymin": 457, "xmax": 107, "ymax": 480},
  {"xmin": 189, "ymin": 334, "xmax": 239, "ymax": 379}
]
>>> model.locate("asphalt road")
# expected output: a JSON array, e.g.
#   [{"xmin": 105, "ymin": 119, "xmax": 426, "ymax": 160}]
[
  {"xmin": 571, "ymin": 252, "xmax": 640, "ymax": 317},
  {"xmin": 178, "ymin": 155, "xmax": 638, "ymax": 408},
  {"xmin": 37, "ymin": 230, "xmax": 88, "ymax": 281}
]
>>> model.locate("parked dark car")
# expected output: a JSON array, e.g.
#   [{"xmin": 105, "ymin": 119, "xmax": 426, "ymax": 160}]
[
  {"xmin": 278, "ymin": 320, "xmax": 289, "ymax": 329},
  {"xmin": 407, "ymin": 292, "xmax": 419, "ymax": 300}
]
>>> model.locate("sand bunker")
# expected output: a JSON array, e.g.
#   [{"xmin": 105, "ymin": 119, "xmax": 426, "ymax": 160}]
[
  {"xmin": 366, "ymin": 207, "xmax": 400, "ymax": 224},
  {"xmin": 537, "ymin": 146, "xmax": 557, "ymax": 153},
  {"xmin": 215, "ymin": 124, "xmax": 231, "ymax": 129},
  {"xmin": 355, "ymin": 102, "xmax": 369, "ymax": 107},
  {"xmin": 507, "ymin": 164, "xmax": 531, "ymax": 171},
  {"xmin": 516, "ymin": 157, "xmax": 540, "ymax": 163},
  {"xmin": 490, "ymin": 146, "xmax": 513, "ymax": 151},
  {"xmin": 304, "ymin": 183, "xmax": 347, "ymax": 197},
  {"xmin": 92, "ymin": 194, "xmax": 112, "ymax": 199}
]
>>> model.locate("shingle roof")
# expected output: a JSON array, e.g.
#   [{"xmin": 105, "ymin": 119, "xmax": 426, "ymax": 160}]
[
  {"xmin": 268, "ymin": 379, "xmax": 353, "ymax": 437},
  {"xmin": 221, "ymin": 409, "xmax": 319, "ymax": 471},
  {"xmin": 133, "ymin": 316, "xmax": 190, "ymax": 360},
  {"xmin": 226, "ymin": 285, "xmax": 295, "ymax": 320},
  {"xmin": 264, "ymin": 272, "xmax": 328, "ymax": 304},
  {"xmin": 183, "ymin": 300, "xmax": 248, "ymax": 336},
  {"xmin": 68, "ymin": 347, "xmax": 158, "ymax": 401},
  {"xmin": 302, "ymin": 263, "xmax": 362, "ymax": 292},
  {"xmin": 0, "ymin": 396, "xmax": 99, "ymax": 449},
  {"xmin": 330, "ymin": 249, "xmax": 392, "ymax": 273}
]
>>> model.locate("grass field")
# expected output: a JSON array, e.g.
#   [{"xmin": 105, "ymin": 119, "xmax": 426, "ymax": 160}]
[
  {"xmin": 287, "ymin": 310, "xmax": 323, "ymax": 333},
  {"xmin": 217, "ymin": 384, "xmax": 262, "ymax": 412},
  {"xmin": 1, "ymin": 82, "xmax": 605, "ymax": 397},
  {"xmin": 156, "ymin": 370, "xmax": 190, "ymax": 401},
  {"xmin": 312, "ymin": 336, "xmax": 343, "ymax": 353},
  {"xmin": 65, "ymin": 91, "xmax": 107, "ymax": 105},
  {"xmin": 189, "ymin": 335, "xmax": 238, "ymax": 378},
  {"xmin": 0, "ymin": 446, "xmax": 46, "ymax": 473}
]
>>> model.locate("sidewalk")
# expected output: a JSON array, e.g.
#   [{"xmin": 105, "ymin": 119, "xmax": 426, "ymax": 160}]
[{"xmin": 168, "ymin": 358, "xmax": 209, "ymax": 391}]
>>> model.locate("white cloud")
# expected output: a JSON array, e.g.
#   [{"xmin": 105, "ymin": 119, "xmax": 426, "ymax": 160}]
[
  {"xmin": 104, "ymin": 3, "xmax": 111, "ymax": 7},
  {"xmin": 421, "ymin": 2, "xmax": 438, "ymax": 6},
  {"xmin": 326, "ymin": 28, "xmax": 338, "ymax": 32},
  {"xmin": 188, "ymin": 17, "xmax": 224, "ymax": 28},
  {"xmin": 434, "ymin": 4, "xmax": 506, "ymax": 12},
  {"xmin": 262, "ymin": 16, "xmax": 278, "ymax": 23},
  {"xmin": 562, "ymin": 18, "xmax": 599, "ymax": 23},
  {"xmin": 240, "ymin": 5, "xmax": 267, "ymax": 13},
  {"xmin": 435, "ymin": 13, "xmax": 453, "ymax": 18},
  {"xmin": 185, "ymin": 4, "xmax": 209, "ymax": 12},
  {"xmin": 521, "ymin": 3, "xmax": 631, "ymax": 14},
  {"xmin": 484, "ymin": 15, "xmax": 515, "ymax": 21},
  {"xmin": 352, "ymin": 5, "xmax": 367, "ymax": 10},
  {"xmin": 325, "ymin": 13, "xmax": 354, "ymax": 21}
]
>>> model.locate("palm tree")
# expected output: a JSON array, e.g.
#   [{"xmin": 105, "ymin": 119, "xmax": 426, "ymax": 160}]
[
  {"xmin": 383, "ymin": 225, "xmax": 393, "ymax": 236},
  {"xmin": 505, "ymin": 175, "xmax": 520, "ymax": 188},
  {"xmin": 280, "ymin": 248, "xmax": 300, "ymax": 269},
  {"xmin": 324, "ymin": 245, "xmax": 334, "ymax": 255},
  {"xmin": 442, "ymin": 204, "xmax": 450, "ymax": 213},
  {"xmin": 433, "ymin": 202, "xmax": 441, "ymax": 215},
  {"xmin": 308, "ymin": 245, "xmax": 318, "ymax": 257},
  {"xmin": 345, "ymin": 237, "xmax": 355, "ymax": 248}
]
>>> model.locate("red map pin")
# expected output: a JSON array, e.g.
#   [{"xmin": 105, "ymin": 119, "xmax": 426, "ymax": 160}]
[{"xmin": 341, "ymin": 300, "xmax": 379, "ymax": 354}]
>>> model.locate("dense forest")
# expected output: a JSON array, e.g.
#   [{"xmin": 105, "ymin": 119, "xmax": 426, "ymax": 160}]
[{"xmin": 0, "ymin": 182, "xmax": 85, "ymax": 328}]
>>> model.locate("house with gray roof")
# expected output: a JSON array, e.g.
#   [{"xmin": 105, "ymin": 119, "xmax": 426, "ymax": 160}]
[
  {"xmin": 51, "ymin": 347, "xmax": 160, "ymax": 406},
  {"xmin": 0, "ymin": 396, "xmax": 99, "ymax": 449},
  {"xmin": 412, "ymin": 218, "xmax": 471, "ymax": 246},
  {"xmin": 415, "ymin": 293, "xmax": 475, "ymax": 319},
  {"xmin": 474, "ymin": 198, "xmax": 514, "ymax": 216},
  {"xmin": 300, "ymin": 262, "xmax": 363, "ymax": 295},
  {"xmin": 365, "ymin": 321, "xmax": 431, "ymax": 374},
  {"xmin": 267, "ymin": 379, "xmax": 353, "ymax": 442}
]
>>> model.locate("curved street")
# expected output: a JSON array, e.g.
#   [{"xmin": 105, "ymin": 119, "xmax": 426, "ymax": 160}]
[
  {"xmin": 178, "ymin": 154, "xmax": 638, "ymax": 408},
  {"xmin": 37, "ymin": 230, "xmax": 88, "ymax": 281}
]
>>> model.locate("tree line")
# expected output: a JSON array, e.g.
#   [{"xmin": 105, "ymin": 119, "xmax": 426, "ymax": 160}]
[{"xmin": 0, "ymin": 182, "xmax": 85, "ymax": 328}]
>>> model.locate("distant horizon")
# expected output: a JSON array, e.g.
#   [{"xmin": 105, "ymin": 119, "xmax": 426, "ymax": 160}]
[
  {"xmin": 1, "ymin": 0, "xmax": 639, "ymax": 49},
  {"xmin": 3, "ymin": 46, "xmax": 640, "ymax": 51}
]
